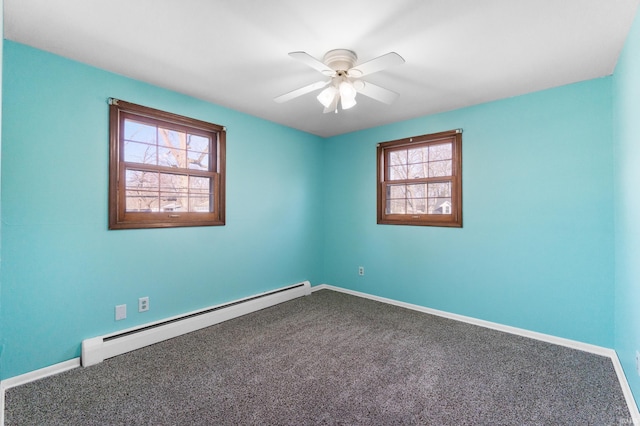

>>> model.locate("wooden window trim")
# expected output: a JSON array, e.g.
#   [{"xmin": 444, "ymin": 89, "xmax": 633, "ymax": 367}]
[
  {"xmin": 109, "ymin": 99, "xmax": 226, "ymax": 229},
  {"xmin": 377, "ymin": 129, "xmax": 462, "ymax": 227}
]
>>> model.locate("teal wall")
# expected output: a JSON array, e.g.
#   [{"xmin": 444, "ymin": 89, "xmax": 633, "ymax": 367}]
[
  {"xmin": 0, "ymin": 41, "xmax": 324, "ymax": 379},
  {"xmin": 323, "ymin": 78, "xmax": 615, "ymax": 348},
  {"xmin": 614, "ymin": 7, "xmax": 640, "ymax": 411}
]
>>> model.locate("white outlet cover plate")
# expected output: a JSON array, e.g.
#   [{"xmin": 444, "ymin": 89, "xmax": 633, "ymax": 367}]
[
  {"xmin": 115, "ymin": 304, "xmax": 127, "ymax": 321},
  {"xmin": 139, "ymin": 297, "xmax": 149, "ymax": 312}
]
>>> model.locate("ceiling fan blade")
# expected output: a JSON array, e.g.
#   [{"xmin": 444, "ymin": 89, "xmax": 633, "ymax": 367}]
[
  {"xmin": 356, "ymin": 81, "xmax": 399, "ymax": 104},
  {"xmin": 274, "ymin": 80, "xmax": 329, "ymax": 103},
  {"xmin": 289, "ymin": 51, "xmax": 334, "ymax": 75},
  {"xmin": 349, "ymin": 52, "xmax": 405, "ymax": 77}
]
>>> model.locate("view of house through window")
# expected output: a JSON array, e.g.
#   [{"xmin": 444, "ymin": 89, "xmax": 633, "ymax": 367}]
[
  {"xmin": 109, "ymin": 100, "xmax": 226, "ymax": 229},
  {"xmin": 377, "ymin": 129, "xmax": 462, "ymax": 227}
]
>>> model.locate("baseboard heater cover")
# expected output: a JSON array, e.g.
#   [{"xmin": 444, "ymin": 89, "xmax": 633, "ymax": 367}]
[{"xmin": 82, "ymin": 281, "xmax": 311, "ymax": 367}]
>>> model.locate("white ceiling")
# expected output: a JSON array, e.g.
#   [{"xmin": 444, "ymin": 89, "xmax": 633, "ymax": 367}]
[{"xmin": 4, "ymin": 0, "xmax": 639, "ymax": 137}]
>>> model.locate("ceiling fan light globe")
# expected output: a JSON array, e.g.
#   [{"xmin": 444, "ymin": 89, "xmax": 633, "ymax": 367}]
[
  {"xmin": 324, "ymin": 93, "xmax": 340, "ymax": 114},
  {"xmin": 341, "ymin": 94, "xmax": 357, "ymax": 110},
  {"xmin": 317, "ymin": 86, "xmax": 337, "ymax": 108},
  {"xmin": 339, "ymin": 81, "xmax": 357, "ymax": 110},
  {"xmin": 341, "ymin": 98, "xmax": 357, "ymax": 110},
  {"xmin": 339, "ymin": 80, "xmax": 357, "ymax": 98}
]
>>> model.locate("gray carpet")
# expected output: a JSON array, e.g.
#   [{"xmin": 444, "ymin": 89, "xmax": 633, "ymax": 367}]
[{"xmin": 4, "ymin": 289, "xmax": 631, "ymax": 425}]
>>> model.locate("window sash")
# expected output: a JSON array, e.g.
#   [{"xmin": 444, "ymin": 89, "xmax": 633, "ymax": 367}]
[
  {"xmin": 119, "ymin": 173, "xmax": 220, "ymax": 222},
  {"xmin": 120, "ymin": 112, "xmax": 217, "ymax": 173}
]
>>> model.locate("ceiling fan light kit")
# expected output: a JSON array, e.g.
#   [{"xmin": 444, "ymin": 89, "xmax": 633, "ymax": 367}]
[
  {"xmin": 317, "ymin": 72, "xmax": 358, "ymax": 113},
  {"xmin": 275, "ymin": 48, "xmax": 405, "ymax": 114}
]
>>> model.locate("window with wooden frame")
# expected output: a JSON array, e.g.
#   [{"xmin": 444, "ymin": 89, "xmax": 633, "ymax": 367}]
[
  {"xmin": 377, "ymin": 129, "xmax": 462, "ymax": 227},
  {"xmin": 109, "ymin": 99, "xmax": 226, "ymax": 229}
]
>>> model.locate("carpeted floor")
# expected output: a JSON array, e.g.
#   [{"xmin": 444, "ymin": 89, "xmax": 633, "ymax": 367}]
[{"xmin": 4, "ymin": 289, "xmax": 632, "ymax": 425}]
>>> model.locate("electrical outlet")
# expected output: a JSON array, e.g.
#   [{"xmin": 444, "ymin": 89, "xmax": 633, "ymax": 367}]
[
  {"xmin": 138, "ymin": 297, "xmax": 149, "ymax": 312},
  {"xmin": 358, "ymin": 266, "xmax": 364, "ymax": 276},
  {"xmin": 115, "ymin": 304, "xmax": 127, "ymax": 321}
]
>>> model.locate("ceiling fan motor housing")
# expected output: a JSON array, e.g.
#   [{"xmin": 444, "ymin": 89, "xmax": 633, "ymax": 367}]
[{"xmin": 323, "ymin": 49, "xmax": 358, "ymax": 72}]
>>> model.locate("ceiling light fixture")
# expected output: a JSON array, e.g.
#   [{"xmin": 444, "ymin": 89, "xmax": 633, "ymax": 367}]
[
  {"xmin": 275, "ymin": 49, "xmax": 405, "ymax": 115},
  {"xmin": 316, "ymin": 73, "xmax": 357, "ymax": 114}
]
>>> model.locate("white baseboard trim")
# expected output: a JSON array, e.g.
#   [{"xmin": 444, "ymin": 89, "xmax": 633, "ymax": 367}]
[
  {"xmin": 312, "ymin": 283, "xmax": 640, "ymax": 424},
  {"xmin": 611, "ymin": 352, "xmax": 640, "ymax": 425},
  {"xmin": 1, "ymin": 358, "xmax": 81, "ymax": 426}
]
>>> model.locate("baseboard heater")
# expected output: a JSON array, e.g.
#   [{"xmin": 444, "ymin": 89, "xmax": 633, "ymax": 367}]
[{"xmin": 82, "ymin": 281, "xmax": 311, "ymax": 367}]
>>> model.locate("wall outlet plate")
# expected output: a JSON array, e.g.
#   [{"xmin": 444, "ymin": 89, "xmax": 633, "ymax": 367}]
[
  {"xmin": 138, "ymin": 297, "xmax": 149, "ymax": 312},
  {"xmin": 115, "ymin": 304, "xmax": 127, "ymax": 321}
]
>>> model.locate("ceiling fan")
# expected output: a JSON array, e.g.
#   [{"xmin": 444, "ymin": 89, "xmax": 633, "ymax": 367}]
[{"xmin": 274, "ymin": 49, "xmax": 405, "ymax": 114}]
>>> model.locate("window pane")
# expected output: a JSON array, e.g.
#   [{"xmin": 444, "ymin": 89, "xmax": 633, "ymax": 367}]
[
  {"xmin": 125, "ymin": 170, "xmax": 159, "ymax": 190},
  {"xmin": 429, "ymin": 143, "xmax": 452, "ymax": 161},
  {"xmin": 160, "ymin": 194, "xmax": 187, "ymax": 212},
  {"xmin": 124, "ymin": 119, "xmax": 157, "ymax": 144},
  {"xmin": 124, "ymin": 141, "xmax": 157, "ymax": 165},
  {"xmin": 188, "ymin": 150, "xmax": 209, "ymax": 170},
  {"xmin": 187, "ymin": 134, "xmax": 210, "ymax": 170},
  {"xmin": 389, "ymin": 150, "xmax": 407, "ymax": 166},
  {"xmin": 428, "ymin": 160, "xmax": 452, "ymax": 177},
  {"xmin": 387, "ymin": 199, "xmax": 406, "ymax": 214},
  {"xmin": 388, "ymin": 184, "xmax": 406, "ymax": 199},
  {"xmin": 125, "ymin": 170, "xmax": 159, "ymax": 212},
  {"xmin": 158, "ymin": 128, "xmax": 187, "ymax": 168},
  {"xmin": 427, "ymin": 182, "xmax": 451, "ymax": 197},
  {"xmin": 189, "ymin": 195, "xmax": 211, "ymax": 212},
  {"xmin": 407, "ymin": 198, "xmax": 426, "ymax": 214},
  {"xmin": 408, "ymin": 163, "xmax": 427, "ymax": 179},
  {"xmin": 159, "ymin": 173, "xmax": 188, "ymax": 192},
  {"xmin": 158, "ymin": 146, "xmax": 185, "ymax": 168},
  {"xmin": 126, "ymin": 191, "xmax": 159, "ymax": 212},
  {"xmin": 158, "ymin": 128, "xmax": 185, "ymax": 147},
  {"xmin": 408, "ymin": 147, "xmax": 429, "ymax": 163},
  {"xmin": 389, "ymin": 164, "xmax": 407, "ymax": 180},
  {"xmin": 188, "ymin": 134, "xmax": 210, "ymax": 152},
  {"xmin": 406, "ymin": 184, "xmax": 426, "ymax": 199},
  {"xmin": 428, "ymin": 197, "xmax": 452, "ymax": 214},
  {"xmin": 189, "ymin": 176, "xmax": 211, "ymax": 194}
]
